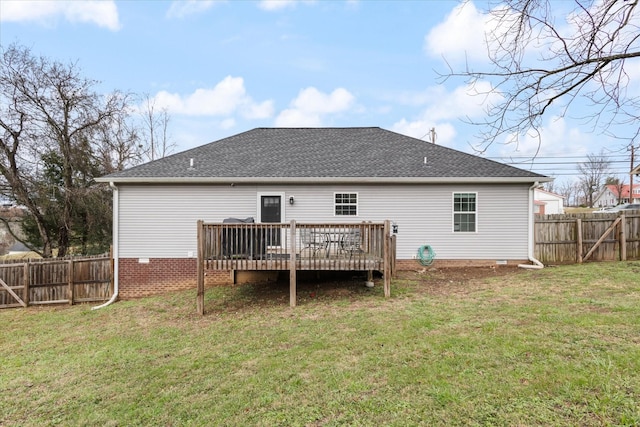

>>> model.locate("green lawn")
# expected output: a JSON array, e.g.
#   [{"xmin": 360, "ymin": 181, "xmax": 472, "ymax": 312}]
[{"xmin": 1, "ymin": 262, "xmax": 639, "ymax": 426}]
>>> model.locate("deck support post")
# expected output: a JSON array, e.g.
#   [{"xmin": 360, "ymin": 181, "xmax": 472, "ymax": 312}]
[
  {"xmin": 196, "ymin": 220, "xmax": 205, "ymax": 315},
  {"xmin": 290, "ymin": 220, "xmax": 297, "ymax": 307},
  {"xmin": 383, "ymin": 219, "xmax": 391, "ymax": 297}
]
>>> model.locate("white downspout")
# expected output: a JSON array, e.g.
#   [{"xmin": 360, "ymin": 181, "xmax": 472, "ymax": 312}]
[
  {"xmin": 92, "ymin": 181, "xmax": 119, "ymax": 309},
  {"xmin": 518, "ymin": 181, "xmax": 544, "ymax": 270}
]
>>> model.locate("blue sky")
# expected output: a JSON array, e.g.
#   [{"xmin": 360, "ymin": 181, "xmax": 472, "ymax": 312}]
[{"xmin": 1, "ymin": 0, "xmax": 637, "ymax": 183}]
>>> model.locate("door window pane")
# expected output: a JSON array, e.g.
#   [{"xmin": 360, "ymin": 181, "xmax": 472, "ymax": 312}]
[{"xmin": 261, "ymin": 196, "xmax": 281, "ymax": 245}]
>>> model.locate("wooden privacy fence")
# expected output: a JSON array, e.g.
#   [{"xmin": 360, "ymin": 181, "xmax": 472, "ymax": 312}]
[
  {"xmin": 534, "ymin": 211, "xmax": 640, "ymax": 264},
  {"xmin": 0, "ymin": 255, "xmax": 113, "ymax": 309}
]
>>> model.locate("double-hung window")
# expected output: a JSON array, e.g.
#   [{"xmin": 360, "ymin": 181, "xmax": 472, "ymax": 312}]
[
  {"xmin": 335, "ymin": 193, "xmax": 358, "ymax": 216},
  {"xmin": 453, "ymin": 192, "xmax": 477, "ymax": 232}
]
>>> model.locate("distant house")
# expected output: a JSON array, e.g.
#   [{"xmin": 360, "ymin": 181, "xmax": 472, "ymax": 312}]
[
  {"xmin": 594, "ymin": 184, "xmax": 640, "ymax": 207},
  {"xmin": 96, "ymin": 127, "xmax": 552, "ymax": 298},
  {"xmin": 534, "ymin": 188, "xmax": 565, "ymax": 214},
  {"xmin": 8, "ymin": 241, "xmax": 30, "ymax": 255}
]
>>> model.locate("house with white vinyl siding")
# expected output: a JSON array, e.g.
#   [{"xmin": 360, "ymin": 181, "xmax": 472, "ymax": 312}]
[{"xmin": 96, "ymin": 127, "xmax": 551, "ymax": 298}]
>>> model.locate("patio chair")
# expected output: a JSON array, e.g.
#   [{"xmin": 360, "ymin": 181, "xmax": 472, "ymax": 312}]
[
  {"xmin": 300, "ymin": 229, "xmax": 328, "ymax": 258},
  {"xmin": 339, "ymin": 229, "xmax": 363, "ymax": 259}
]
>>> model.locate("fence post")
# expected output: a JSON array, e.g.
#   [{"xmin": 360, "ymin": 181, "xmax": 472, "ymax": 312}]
[
  {"xmin": 68, "ymin": 259, "xmax": 74, "ymax": 305},
  {"xmin": 620, "ymin": 213, "xmax": 627, "ymax": 261},
  {"xmin": 576, "ymin": 218, "xmax": 583, "ymax": 263},
  {"xmin": 22, "ymin": 262, "xmax": 29, "ymax": 307}
]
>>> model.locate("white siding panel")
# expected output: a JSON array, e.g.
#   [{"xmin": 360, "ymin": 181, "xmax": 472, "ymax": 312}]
[
  {"xmin": 119, "ymin": 184, "xmax": 259, "ymax": 258},
  {"xmin": 117, "ymin": 183, "xmax": 531, "ymax": 260}
]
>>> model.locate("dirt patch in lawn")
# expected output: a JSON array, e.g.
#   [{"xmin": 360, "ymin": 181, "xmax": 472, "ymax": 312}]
[
  {"xmin": 393, "ymin": 266, "xmax": 524, "ymax": 296},
  {"xmin": 225, "ymin": 266, "xmax": 525, "ymax": 309}
]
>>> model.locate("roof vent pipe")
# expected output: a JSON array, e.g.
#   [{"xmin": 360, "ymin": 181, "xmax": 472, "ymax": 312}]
[
  {"xmin": 423, "ymin": 156, "xmax": 427, "ymax": 165},
  {"xmin": 188, "ymin": 158, "xmax": 195, "ymax": 170}
]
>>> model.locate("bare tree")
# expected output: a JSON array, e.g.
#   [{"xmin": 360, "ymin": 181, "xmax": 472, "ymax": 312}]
[
  {"xmin": 542, "ymin": 178, "xmax": 555, "ymax": 194},
  {"xmin": 0, "ymin": 44, "xmax": 142, "ymax": 256},
  {"xmin": 93, "ymin": 106, "xmax": 141, "ymax": 174},
  {"xmin": 140, "ymin": 94, "xmax": 175, "ymax": 162},
  {"xmin": 577, "ymin": 151, "xmax": 611, "ymax": 207},
  {"xmin": 444, "ymin": 0, "xmax": 640, "ymax": 152},
  {"xmin": 555, "ymin": 179, "xmax": 580, "ymax": 206}
]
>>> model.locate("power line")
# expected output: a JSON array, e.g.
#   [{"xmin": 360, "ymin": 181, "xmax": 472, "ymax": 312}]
[
  {"xmin": 486, "ymin": 154, "xmax": 630, "ymax": 160},
  {"xmin": 502, "ymin": 160, "xmax": 628, "ymax": 165}
]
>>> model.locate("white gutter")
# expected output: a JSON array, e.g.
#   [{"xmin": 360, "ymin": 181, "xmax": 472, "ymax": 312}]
[
  {"xmin": 518, "ymin": 181, "xmax": 544, "ymax": 270},
  {"xmin": 92, "ymin": 181, "xmax": 119, "ymax": 309},
  {"xmin": 95, "ymin": 176, "xmax": 554, "ymax": 185}
]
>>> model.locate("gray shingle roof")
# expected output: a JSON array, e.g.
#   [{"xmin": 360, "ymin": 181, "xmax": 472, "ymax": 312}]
[{"xmin": 98, "ymin": 127, "xmax": 549, "ymax": 183}]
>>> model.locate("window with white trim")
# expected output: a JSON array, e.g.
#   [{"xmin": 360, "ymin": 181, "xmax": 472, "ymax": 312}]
[
  {"xmin": 453, "ymin": 192, "xmax": 477, "ymax": 232},
  {"xmin": 335, "ymin": 193, "xmax": 358, "ymax": 216}
]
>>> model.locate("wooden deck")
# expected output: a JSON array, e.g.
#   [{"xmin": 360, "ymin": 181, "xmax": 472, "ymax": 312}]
[{"xmin": 196, "ymin": 220, "xmax": 396, "ymax": 314}]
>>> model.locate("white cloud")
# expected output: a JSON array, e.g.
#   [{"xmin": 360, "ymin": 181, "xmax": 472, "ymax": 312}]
[
  {"xmin": 425, "ymin": 2, "xmax": 489, "ymax": 63},
  {"xmin": 0, "ymin": 0, "xmax": 120, "ymax": 30},
  {"xmin": 392, "ymin": 81, "xmax": 501, "ymax": 120},
  {"xmin": 243, "ymin": 100, "xmax": 275, "ymax": 120},
  {"xmin": 275, "ymin": 109, "xmax": 322, "ymax": 127},
  {"xmin": 498, "ymin": 116, "xmax": 593, "ymax": 158},
  {"xmin": 429, "ymin": 81, "xmax": 500, "ymax": 122},
  {"xmin": 425, "ymin": 1, "xmax": 523, "ymax": 66},
  {"xmin": 275, "ymin": 87, "xmax": 355, "ymax": 127},
  {"xmin": 258, "ymin": 0, "xmax": 316, "ymax": 11},
  {"xmin": 389, "ymin": 81, "xmax": 502, "ymax": 149},
  {"xmin": 166, "ymin": 1, "xmax": 223, "ymax": 19},
  {"xmin": 291, "ymin": 87, "xmax": 354, "ymax": 114},
  {"xmin": 151, "ymin": 76, "xmax": 275, "ymax": 119}
]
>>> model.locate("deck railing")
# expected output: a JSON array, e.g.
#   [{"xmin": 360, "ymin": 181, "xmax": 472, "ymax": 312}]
[{"xmin": 199, "ymin": 221, "xmax": 387, "ymax": 271}]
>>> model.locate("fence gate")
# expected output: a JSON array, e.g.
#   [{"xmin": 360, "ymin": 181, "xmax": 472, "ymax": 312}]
[
  {"xmin": 0, "ymin": 277, "xmax": 26, "ymax": 308},
  {"xmin": 0, "ymin": 263, "xmax": 28, "ymax": 309}
]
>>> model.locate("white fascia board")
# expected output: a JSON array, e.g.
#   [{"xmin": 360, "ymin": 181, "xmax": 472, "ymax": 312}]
[{"xmin": 95, "ymin": 176, "xmax": 553, "ymax": 185}]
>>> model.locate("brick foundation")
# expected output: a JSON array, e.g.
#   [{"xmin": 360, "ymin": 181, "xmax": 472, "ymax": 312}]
[{"xmin": 118, "ymin": 258, "xmax": 233, "ymax": 299}]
